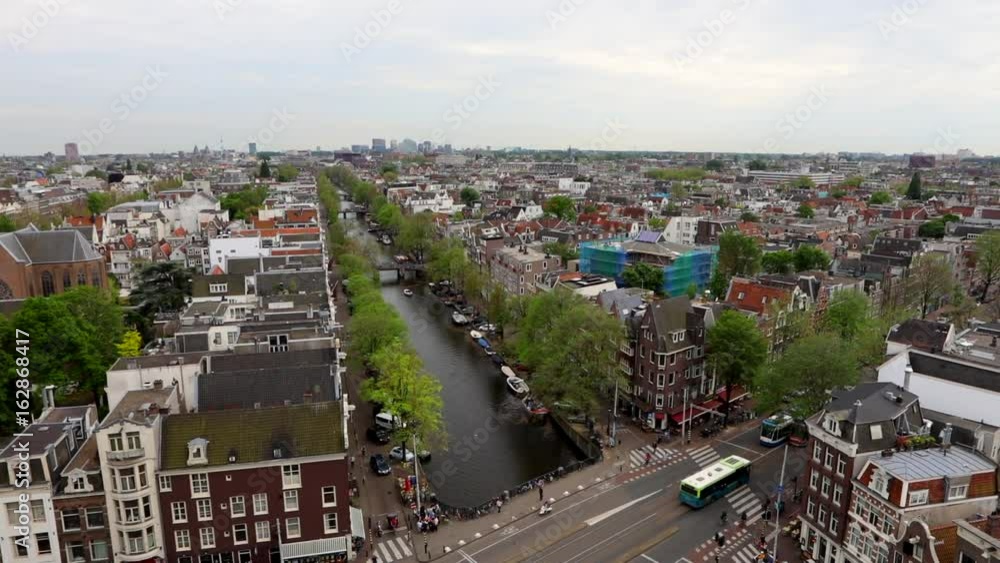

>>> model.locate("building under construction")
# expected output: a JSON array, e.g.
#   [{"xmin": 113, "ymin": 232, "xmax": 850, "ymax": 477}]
[{"xmin": 579, "ymin": 232, "xmax": 717, "ymax": 296}]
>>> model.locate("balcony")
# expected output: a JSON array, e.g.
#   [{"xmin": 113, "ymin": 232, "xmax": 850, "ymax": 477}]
[{"xmin": 107, "ymin": 449, "xmax": 144, "ymax": 462}]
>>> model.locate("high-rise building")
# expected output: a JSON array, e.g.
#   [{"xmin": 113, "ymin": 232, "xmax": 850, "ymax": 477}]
[
  {"xmin": 65, "ymin": 142, "xmax": 79, "ymax": 161},
  {"xmin": 248, "ymin": 142, "xmax": 257, "ymax": 156},
  {"xmin": 372, "ymin": 138, "xmax": 386, "ymax": 153},
  {"xmin": 389, "ymin": 139, "xmax": 398, "ymax": 151}
]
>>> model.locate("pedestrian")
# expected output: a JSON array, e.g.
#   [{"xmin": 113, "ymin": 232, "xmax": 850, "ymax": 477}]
[
  {"xmin": 372, "ymin": 556, "xmax": 379, "ymax": 563},
  {"xmin": 645, "ymin": 451, "xmax": 651, "ymax": 466},
  {"xmin": 656, "ymin": 434, "xmax": 662, "ymax": 449},
  {"xmin": 362, "ymin": 446, "xmax": 367, "ymax": 457},
  {"xmin": 497, "ymin": 499, "xmax": 503, "ymax": 513},
  {"xmin": 539, "ymin": 487, "xmax": 544, "ymax": 502}
]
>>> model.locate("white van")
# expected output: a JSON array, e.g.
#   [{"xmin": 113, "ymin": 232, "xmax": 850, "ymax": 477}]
[{"xmin": 374, "ymin": 412, "xmax": 401, "ymax": 430}]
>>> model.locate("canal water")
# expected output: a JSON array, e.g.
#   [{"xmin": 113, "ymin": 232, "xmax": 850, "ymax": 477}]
[{"xmin": 342, "ymin": 202, "xmax": 581, "ymax": 508}]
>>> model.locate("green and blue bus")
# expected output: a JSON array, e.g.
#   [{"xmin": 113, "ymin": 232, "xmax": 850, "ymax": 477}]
[
  {"xmin": 759, "ymin": 413, "xmax": 795, "ymax": 447},
  {"xmin": 679, "ymin": 455, "xmax": 752, "ymax": 508}
]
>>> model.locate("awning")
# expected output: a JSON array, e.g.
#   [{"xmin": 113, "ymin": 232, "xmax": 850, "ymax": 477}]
[
  {"xmin": 351, "ymin": 507, "xmax": 365, "ymax": 540},
  {"xmin": 701, "ymin": 399, "xmax": 723, "ymax": 413},
  {"xmin": 280, "ymin": 536, "xmax": 349, "ymax": 560},
  {"xmin": 716, "ymin": 385, "xmax": 749, "ymax": 403}
]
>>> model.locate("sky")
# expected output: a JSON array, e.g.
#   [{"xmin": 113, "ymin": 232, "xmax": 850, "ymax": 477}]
[{"xmin": 2, "ymin": 0, "xmax": 998, "ymax": 156}]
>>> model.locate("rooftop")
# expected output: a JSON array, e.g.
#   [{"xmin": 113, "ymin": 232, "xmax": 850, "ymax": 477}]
[{"xmin": 870, "ymin": 445, "xmax": 995, "ymax": 480}]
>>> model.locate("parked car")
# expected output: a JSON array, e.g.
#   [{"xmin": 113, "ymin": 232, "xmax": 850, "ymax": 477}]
[
  {"xmin": 388, "ymin": 446, "xmax": 415, "ymax": 463},
  {"xmin": 370, "ymin": 454, "xmax": 391, "ymax": 476},
  {"xmin": 367, "ymin": 426, "xmax": 391, "ymax": 444}
]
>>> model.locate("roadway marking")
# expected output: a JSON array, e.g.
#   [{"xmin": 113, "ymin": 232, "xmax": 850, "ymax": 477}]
[
  {"xmin": 717, "ymin": 438, "xmax": 765, "ymax": 457},
  {"xmin": 640, "ymin": 554, "xmax": 661, "ymax": 562},
  {"xmin": 584, "ymin": 489, "xmax": 662, "ymax": 526},
  {"xmin": 560, "ymin": 512, "xmax": 660, "ymax": 563},
  {"xmin": 457, "ymin": 549, "xmax": 478, "ymax": 562}
]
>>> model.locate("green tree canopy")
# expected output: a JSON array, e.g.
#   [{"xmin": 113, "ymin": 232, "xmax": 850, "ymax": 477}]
[
  {"xmin": 740, "ymin": 211, "xmax": 760, "ymax": 223},
  {"xmin": 459, "ymin": 187, "xmax": 480, "ymax": 206},
  {"xmin": 645, "ymin": 168, "xmax": 706, "ymax": 182},
  {"xmin": 84, "ymin": 169, "xmax": 108, "ymax": 181},
  {"xmin": 220, "ymin": 185, "xmax": 269, "ymax": 221},
  {"xmin": 397, "ymin": 212, "xmax": 436, "ymax": 262},
  {"xmin": 705, "ymin": 159, "xmax": 724, "ymax": 172},
  {"xmin": 708, "ymin": 310, "xmax": 768, "ymax": 423},
  {"xmin": 276, "ymin": 164, "xmax": 299, "ymax": 182},
  {"xmin": 130, "ymin": 262, "xmax": 194, "ymax": 315},
  {"xmin": 543, "ymin": 195, "xmax": 577, "ymax": 221},
  {"xmin": 542, "ymin": 241, "xmax": 579, "ymax": 264},
  {"xmin": 648, "ymin": 216, "xmax": 667, "ymax": 230},
  {"xmin": 792, "ymin": 245, "xmax": 830, "ymax": 272},
  {"xmin": 869, "ymin": 191, "xmax": 892, "ymax": 205},
  {"xmin": 907, "ymin": 253, "xmax": 955, "ymax": 318},
  {"xmin": 622, "ymin": 263, "xmax": 664, "ymax": 294},
  {"xmin": 86, "ymin": 192, "xmax": 113, "ymax": 215},
  {"xmin": 717, "ymin": 230, "xmax": 762, "ymax": 280},
  {"xmin": 258, "ymin": 159, "xmax": 271, "ymax": 178},
  {"xmin": 822, "ymin": 290, "xmax": 869, "ymax": 339},
  {"xmin": 376, "ymin": 203, "xmax": 404, "ymax": 234},
  {"xmin": 0, "ymin": 215, "xmax": 17, "ymax": 232},
  {"xmin": 797, "ymin": 203, "xmax": 815, "ymax": 219},
  {"xmin": 748, "ymin": 159, "xmax": 767, "ymax": 171},
  {"xmin": 792, "ymin": 176, "xmax": 816, "ymax": 189},
  {"xmin": 762, "ymin": 251, "xmax": 795, "ymax": 275},
  {"xmin": 907, "ymin": 171, "xmax": 922, "ymax": 200},
  {"xmin": 918, "ymin": 219, "xmax": 947, "ymax": 238},
  {"xmin": 754, "ymin": 333, "xmax": 859, "ymax": 419},
  {"xmin": 975, "ymin": 231, "xmax": 1000, "ymax": 302}
]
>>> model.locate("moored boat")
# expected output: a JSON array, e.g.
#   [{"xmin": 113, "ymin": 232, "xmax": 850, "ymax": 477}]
[
  {"xmin": 469, "ymin": 330, "xmax": 483, "ymax": 340},
  {"xmin": 500, "ymin": 365, "xmax": 516, "ymax": 378},
  {"xmin": 451, "ymin": 312, "xmax": 469, "ymax": 325},
  {"xmin": 402, "ymin": 288, "xmax": 413, "ymax": 297},
  {"xmin": 506, "ymin": 376, "xmax": 529, "ymax": 396}
]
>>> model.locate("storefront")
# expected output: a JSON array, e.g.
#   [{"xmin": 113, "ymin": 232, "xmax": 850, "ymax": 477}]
[{"xmin": 279, "ymin": 536, "xmax": 350, "ymax": 563}]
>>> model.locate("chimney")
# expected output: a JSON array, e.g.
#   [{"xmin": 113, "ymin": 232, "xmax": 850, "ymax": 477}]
[
  {"xmin": 153, "ymin": 379, "xmax": 163, "ymax": 390},
  {"xmin": 42, "ymin": 385, "xmax": 56, "ymax": 410},
  {"xmin": 904, "ymin": 366, "xmax": 913, "ymax": 392}
]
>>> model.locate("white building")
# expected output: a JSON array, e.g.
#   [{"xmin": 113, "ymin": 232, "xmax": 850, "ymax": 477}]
[
  {"xmin": 661, "ymin": 215, "xmax": 699, "ymax": 246},
  {"xmin": 208, "ymin": 236, "xmax": 265, "ymax": 273},
  {"xmin": 404, "ymin": 191, "xmax": 455, "ymax": 214},
  {"xmin": 558, "ymin": 178, "xmax": 590, "ymax": 196}
]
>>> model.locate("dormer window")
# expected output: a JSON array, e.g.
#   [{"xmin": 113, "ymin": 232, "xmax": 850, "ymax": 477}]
[
  {"xmin": 824, "ymin": 416, "xmax": 840, "ymax": 436},
  {"xmin": 871, "ymin": 469, "xmax": 890, "ymax": 498},
  {"xmin": 210, "ymin": 283, "xmax": 228, "ymax": 294},
  {"xmin": 187, "ymin": 438, "xmax": 210, "ymax": 466}
]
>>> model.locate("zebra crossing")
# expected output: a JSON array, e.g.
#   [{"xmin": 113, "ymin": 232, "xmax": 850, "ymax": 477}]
[
  {"xmin": 732, "ymin": 543, "xmax": 768, "ymax": 563},
  {"xmin": 628, "ymin": 444, "xmax": 682, "ymax": 468},
  {"xmin": 374, "ymin": 536, "xmax": 413, "ymax": 562},
  {"xmin": 726, "ymin": 486, "xmax": 764, "ymax": 526},
  {"xmin": 688, "ymin": 444, "xmax": 721, "ymax": 467}
]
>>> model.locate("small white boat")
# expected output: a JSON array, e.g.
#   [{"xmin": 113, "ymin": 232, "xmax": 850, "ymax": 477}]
[
  {"xmin": 452, "ymin": 312, "xmax": 469, "ymax": 325},
  {"xmin": 506, "ymin": 376, "xmax": 529, "ymax": 396},
  {"xmin": 500, "ymin": 365, "xmax": 516, "ymax": 378},
  {"xmin": 469, "ymin": 330, "xmax": 483, "ymax": 340},
  {"xmin": 402, "ymin": 289, "xmax": 414, "ymax": 297}
]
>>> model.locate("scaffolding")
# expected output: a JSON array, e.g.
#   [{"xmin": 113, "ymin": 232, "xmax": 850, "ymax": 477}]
[
  {"xmin": 580, "ymin": 240, "xmax": 717, "ymax": 296},
  {"xmin": 579, "ymin": 240, "xmax": 629, "ymax": 279}
]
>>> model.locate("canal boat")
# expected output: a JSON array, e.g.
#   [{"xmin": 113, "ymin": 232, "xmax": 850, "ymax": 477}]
[
  {"xmin": 506, "ymin": 376, "xmax": 529, "ymax": 396},
  {"xmin": 500, "ymin": 365, "xmax": 517, "ymax": 378},
  {"xmin": 476, "ymin": 337, "xmax": 491, "ymax": 349},
  {"xmin": 469, "ymin": 330, "xmax": 483, "ymax": 340},
  {"xmin": 490, "ymin": 354, "xmax": 505, "ymax": 366},
  {"xmin": 451, "ymin": 312, "xmax": 469, "ymax": 325},
  {"xmin": 380, "ymin": 234, "xmax": 392, "ymax": 245},
  {"xmin": 523, "ymin": 396, "xmax": 549, "ymax": 416},
  {"xmin": 402, "ymin": 288, "xmax": 414, "ymax": 297}
]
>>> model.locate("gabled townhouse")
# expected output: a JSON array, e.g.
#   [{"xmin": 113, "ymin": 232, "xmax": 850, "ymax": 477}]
[{"xmin": 52, "ymin": 435, "xmax": 111, "ymax": 563}]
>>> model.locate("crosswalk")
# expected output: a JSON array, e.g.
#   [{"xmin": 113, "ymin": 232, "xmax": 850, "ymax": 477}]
[
  {"xmin": 628, "ymin": 445, "xmax": 682, "ymax": 468},
  {"xmin": 688, "ymin": 444, "xmax": 721, "ymax": 467},
  {"xmin": 732, "ymin": 543, "xmax": 768, "ymax": 563},
  {"xmin": 726, "ymin": 486, "xmax": 764, "ymax": 526},
  {"xmin": 374, "ymin": 536, "xmax": 412, "ymax": 562}
]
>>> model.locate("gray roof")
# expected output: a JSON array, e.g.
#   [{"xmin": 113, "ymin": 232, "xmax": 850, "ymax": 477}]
[
  {"xmin": 870, "ymin": 445, "xmax": 995, "ymax": 480},
  {"xmin": 887, "ymin": 319, "xmax": 951, "ymax": 352},
  {"xmin": 596, "ymin": 287, "xmax": 647, "ymax": 320},
  {"xmin": 0, "ymin": 226, "xmax": 101, "ymax": 264},
  {"xmin": 909, "ymin": 350, "xmax": 1000, "ymax": 394},
  {"xmin": 826, "ymin": 382, "xmax": 919, "ymax": 424},
  {"xmin": 198, "ymin": 365, "xmax": 336, "ymax": 411}
]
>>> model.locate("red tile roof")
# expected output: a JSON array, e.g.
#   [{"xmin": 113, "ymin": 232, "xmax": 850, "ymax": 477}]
[{"xmin": 725, "ymin": 278, "xmax": 792, "ymax": 315}]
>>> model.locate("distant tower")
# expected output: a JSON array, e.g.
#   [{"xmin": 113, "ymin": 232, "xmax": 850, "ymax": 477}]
[
  {"xmin": 64, "ymin": 142, "xmax": 79, "ymax": 162},
  {"xmin": 249, "ymin": 142, "xmax": 257, "ymax": 156}
]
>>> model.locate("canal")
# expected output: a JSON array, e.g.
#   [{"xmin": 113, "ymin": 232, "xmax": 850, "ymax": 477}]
[{"xmin": 342, "ymin": 203, "xmax": 582, "ymax": 508}]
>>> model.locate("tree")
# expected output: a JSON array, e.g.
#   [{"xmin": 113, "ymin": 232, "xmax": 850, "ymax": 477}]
[
  {"xmin": 906, "ymin": 172, "xmax": 922, "ymax": 200},
  {"xmin": 543, "ymin": 196, "xmax": 576, "ymax": 221},
  {"xmin": 705, "ymin": 159, "xmax": 724, "ymax": 172},
  {"xmin": 918, "ymin": 220, "xmax": 947, "ymax": 239},
  {"xmin": 907, "ymin": 253, "xmax": 955, "ymax": 318},
  {"xmin": 542, "ymin": 241, "xmax": 579, "ymax": 264},
  {"xmin": 485, "ymin": 283, "xmax": 511, "ymax": 339},
  {"xmin": 125, "ymin": 159, "xmax": 133, "ymax": 171},
  {"xmin": 975, "ymin": 231, "xmax": 1000, "ymax": 302},
  {"xmin": 459, "ymin": 187, "xmax": 480, "ymax": 207},
  {"xmin": 748, "ymin": 159, "xmax": 767, "ymax": 171},
  {"xmin": 717, "ymin": 231, "xmax": 762, "ymax": 281},
  {"xmin": 86, "ymin": 192, "xmax": 113, "ymax": 215},
  {"xmin": 762, "ymin": 251, "xmax": 795, "ymax": 275},
  {"xmin": 0, "ymin": 215, "xmax": 16, "ymax": 232},
  {"xmin": 426, "ymin": 239, "xmax": 470, "ymax": 285},
  {"xmin": 397, "ymin": 212, "xmax": 436, "ymax": 262},
  {"xmin": 622, "ymin": 263, "xmax": 664, "ymax": 294},
  {"xmin": 362, "ymin": 340, "xmax": 446, "ymax": 449},
  {"xmin": 797, "ymin": 203, "xmax": 815, "ymax": 219},
  {"xmin": 220, "ymin": 185, "xmax": 269, "ymax": 221},
  {"xmin": 582, "ymin": 203, "xmax": 598, "ymax": 214},
  {"xmin": 671, "ymin": 184, "xmax": 689, "ymax": 202},
  {"xmin": 276, "ymin": 164, "xmax": 299, "ymax": 182},
  {"xmin": 708, "ymin": 310, "xmax": 768, "ymax": 424},
  {"xmin": 822, "ymin": 290, "xmax": 869, "ymax": 339},
  {"xmin": 648, "ymin": 216, "xmax": 667, "ymax": 230},
  {"xmin": 348, "ymin": 305, "xmax": 408, "ymax": 359},
  {"xmin": 376, "ymin": 203, "xmax": 403, "ymax": 235},
  {"xmin": 754, "ymin": 334, "xmax": 859, "ymax": 419},
  {"xmin": 136, "ymin": 162, "xmax": 150, "ymax": 174},
  {"xmin": 183, "ymin": 171, "xmax": 196, "ymax": 181},
  {"xmin": 258, "ymin": 158, "xmax": 271, "ymax": 178},
  {"xmin": 740, "ymin": 211, "xmax": 760, "ymax": 223},
  {"xmin": 831, "ymin": 190, "xmax": 847, "ymax": 200},
  {"xmin": 116, "ymin": 330, "xmax": 143, "ymax": 358},
  {"xmin": 843, "ymin": 176, "xmax": 864, "ymax": 188},
  {"xmin": 869, "ymin": 191, "xmax": 892, "ymax": 205},
  {"xmin": 645, "ymin": 168, "xmax": 706, "ymax": 182},
  {"xmin": 84, "ymin": 169, "xmax": 108, "ymax": 181},
  {"xmin": 792, "ymin": 176, "xmax": 816, "ymax": 189},
  {"xmin": 130, "ymin": 262, "xmax": 194, "ymax": 315},
  {"xmin": 686, "ymin": 282, "xmax": 699, "ymax": 299},
  {"xmin": 792, "ymin": 246, "xmax": 830, "ymax": 272}
]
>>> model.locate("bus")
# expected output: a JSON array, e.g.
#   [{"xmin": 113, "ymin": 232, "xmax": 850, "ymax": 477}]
[
  {"xmin": 679, "ymin": 455, "xmax": 752, "ymax": 508},
  {"xmin": 759, "ymin": 413, "xmax": 795, "ymax": 447}
]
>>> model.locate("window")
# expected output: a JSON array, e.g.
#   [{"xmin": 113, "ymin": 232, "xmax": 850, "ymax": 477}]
[
  {"xmin": 324, "ymin": 512, "xmax": 339, "ymax": 534},
  {"xmin": 175, "ymin": 530, "xmax": 191, "ymax": 551},
  {"xmin": 669, "ymin": 353, "xmax": 676, "ymax": 365},
  {"xmin": 230, "ymin": 495, "xmax": 246, "ymax": 517},
  {"xmin": 657, "ymin": 373, "xmax": 665, "ymax": 389},
  {"xmin": 42, "ymin": 271, "xmax": 55, "ymax": 296},
  {"xmin": 78, "ymin": 271, "xmax": 87, "ymax": 286},
  {"xmin": 833, "ymin": 485, "xmax": 843, "ymax": 506},
  {"xmin": 268, "ymin": 334, "xmax": 289, "ymax": 352},
  {"xmin": 90, "ymin": 539, "xmax": 109, "ymax": 561},
  {"xmin": 830, "ymin": 515, "xmax": 839, "ymax": 535},
  {"xmin": 200, "ymin": 527, "xmax": 216, "ymax": 548},
  {"xmin": 913, "ymin": 545, "xmax": 924, "ymax": 559},
  {"xmin": 159, "ymin": 475, "xmax": 172, "ymax": 491},
  {"xmin": 909, "ymin": 490, "xmax": 928, "ymax": 506},
  {"xmin": 86, "ymin": 507, "xmax": 105, "ymax": 528},
  {"xmin": 872, "ymin": 470, "xmax": 890, "ymax": 497},
  {"xmin": 837, "ymin": 456, "xmax": 847, "ymax": 476},
  {"xmin": 870, "ymin": 424, "xmax": 883, "ymax": 441},
  {"xmin": 37, "ymin": 533, "xmax": 52, "ymax": 554},
  {"xmin": 655, "ymin": 394, "xmax": 664, "ymax": 408},
  {"xmin": 233, "ymin": 523, "xmax": 249, "ymax": 545},
  {"xmin": 253, "ymin": 493, "xmax": 268, "ymax": 515},
  {"xmin": 172, "ymin": 502, "xmax": 188, "ymax": 523},
  {"xmin": 818, "ymin": 505, "xmax": 827, "ymax": 526},
  {"xmin": 814, "ymin": 442, "xmax": 822, "ymax": 461},
  {"xmin": 196, "ymin": 499, "xmax": 212, "ymax": 520},
  {"xmin": 825, "ymin": 450, "xmax": 834, "ymax": 469},
  {"xmin": 31, "ymin": 499, "xmax": 44, "ymax": 521},
  {"xmin": 737, "ymin": 291, "xmax": 745, "ymax": 300},
  {"xmin": 126, "ymin": 432, "xmax": 141, "ymax": 450},
  {"xmin": 282, "ymin": 464, "xmax": 301, "ymax": 488},
  {"xmin": 807, "ymin": 497, "xmax": 816, "ymax": 517},
  {"xmin": 191, "ymin": 473, "xmax": 209, "ymax": 495},
  {"xmin": 821, "ymin": 477, "xmax": 831, "ymax": 497},
  {"xmin": 949, "ymin": 484, "xmax": 968, "ymax": 500},
  {"xmin": 109, "ymin": 434, "xmax": 124, "ymax": 451},
  {"xmin": 810, "ymin": 470, "xmax": 819, "ymax": 490},
  {"xmin": 210, "ymin": 283, "xmax": 228, "ymax": 294},
  {"xmin": 239, "ymin": 551, "xmax": 252, "ymax": 563},
  {"xmin": 65, "ymin": 541, "xmax": 85, "ymax": 562},
  {"xmin": 668, "ymin": 372, "xmax": 675, "ymax": 386},
  {"xmin": 284, "ymin": 490, "xmax": 299, "ymax": 511},
  {"xmin": 322, "ymin": 487, "xmax": 337, "ymax": 507},
  {"xmin": 62, "ymin": 508, "xmax": 82, "ymax": 531},
  {"xmin": 255, "ymin": 521, "xmax": 271, "ymax": 542},
  {"xmin": 286, "ymin": 517, "xmax": 301, "ymax": 538},
  {"xmin": 117, "ymin": 468, "xmax": 137, "ymax": 492}
]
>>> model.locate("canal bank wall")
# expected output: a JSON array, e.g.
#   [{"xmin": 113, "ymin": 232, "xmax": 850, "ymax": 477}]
[{"xmin": 550, "ymin": 412, "xmax": 603, "ymax": 462}]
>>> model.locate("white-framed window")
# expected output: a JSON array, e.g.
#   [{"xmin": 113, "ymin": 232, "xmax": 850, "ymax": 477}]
[
  {"xmin": 286, "ymin": 517, "xmax": 301, "ymax": 538},
  {"xmin": 196, "ymin": 499, "xmax": 212, "ymax": 521},
  {"xmin": 89, "ymin": 539, "xmax": 109, "ymax": 561},
  {"xmin": 322, "ymin": 487, "xmax": 337, "ymax": 507},
  {"xmin": 253, "ymin": 493, "xmax": 268, "ymax": 515},
  {"xmin": 818, "ymin": 505, "xmax": 827, "ymax": 526},
  {"xmin": 190, "ymin": 473, "xmax": 209, "ymax": 496},
  {"xmin": 324, "ymin": 513, "xmax": 339, "ymax": 534},
  {"xmin": 158, "ymin": 475, "xmax": 172, "ymax": 491},
  {"xmin": 230, "ymin": 496, "xmax": 246, "ymax": 517},
  {"xmin": 62, "ymin": 508, "xmax": 82, "ymax": 531},
  {"xmin": 810, "ymin": 470, "xmax": 819, "ymax": 490},
  {"xmin": 655, "ymin": 394, "xmax": 664, "ymax": 408},
  {"xmin": 821, "ymin": 477, "xmax": 831, "ymax": 497},
  {"xmin": 210, "ymin": 283, "xmax": 228, "ymax": 294},
  {"xmin": 64, "ymin": 541, "xmax": 85, "ymax": 562},
  {"xmin": 657, "ymin": 373, "xmax": 665, "ymax": 389},
  {"xmin": 669, "ymin": 354, "xmax": 676, "ymax": 365},
  {"xmin": 807, "ymin": 497, "xmax": 816, "ymax": 517},
  {"xmin": 830, "ymin": 515, "xmax": 839, "ymax": 535},
  {"xmin": 36, "ymin": 533, "xmax": 52, "ymax": 554},
  {"xmin": 837, "ymin": 456, "xmax": 846, "ymax": 476},
  {"xmin": 126, "ymin": 432, "xmax": 141, "ymax": 450},
  {"xmin": 256, "ymin": 521, "xmax": 271, "ymax": 542},
  {"xmin": 833, "ymin": 485, "xmax": 843, "ymax": 506},
  {"xmin": 668, "ymin": 372, "xmax": 676, "ymax": 386},
  {"xmin": 909, "ymin": 490, "xmax": 929, "ymax": 506},
  {"xmin": 200, "ymin": 527, "xmax": 215, "ymax": 549},
  {"xmin": 813, "ymin": 442, "xmax": 822, "ymax": 462},
  {"xmin": 109, "ymin": 434, "xmax": 123, "ymax": 451},
  {"xmin": 657, "ymin": 353, "xmax": 666, "ymax": 368},
  {"xmin": 870, "ymin": 424, "xmax": 883, "ymax": 441},
  {"xmin": 233, "ymin": 523, "xmax": 249, "ymax": 545},
  {"xmin": 949, "ymin": 484, "xmax": 969, "ymax": 500},
  {"xmin": 175, "ymin": 530, "xmax": 191, "ymax": 551},
  {"xmin": 825, "ymin": 450, "xmax": 834, "ymax": 469},
  {"xmin": 284, "ymin": 490, "xmax": 299, "ymax": 511},
  {"xmin": 872, "ymin": 470, "xmax": 890, "ymax": 497},
  {"xmin": 282, "ymin": 464, "xmax": 301, "ymax": 488},
  {"xmin": 86, "ymin": 507, "xmax": 104, "ymax": 529},
  {"xmin": 824, "ymin": 417, "xmax": 840, "ymax": 435},
  {"xmin": 171, "ymin": 501, "xmax": 187, "ymax": 523}
]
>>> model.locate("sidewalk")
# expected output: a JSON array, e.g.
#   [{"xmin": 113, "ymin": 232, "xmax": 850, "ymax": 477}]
[{"xmin": 416, "ymin": 417, "xmax": 761, "ymax": 561}]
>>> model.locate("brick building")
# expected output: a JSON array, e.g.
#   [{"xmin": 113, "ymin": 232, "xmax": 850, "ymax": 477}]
[{"xmin": 0, "ymin": 225, "xmax": 107, "ymax": 300}]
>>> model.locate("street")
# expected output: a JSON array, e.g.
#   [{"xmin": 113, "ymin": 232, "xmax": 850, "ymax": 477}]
[{"xmin": 426, "ymin": 423, "xmax": 807, "ymax": 563}]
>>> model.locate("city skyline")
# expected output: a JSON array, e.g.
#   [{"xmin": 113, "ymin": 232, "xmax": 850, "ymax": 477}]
[{"xmin": 3, "ymin": 0, "xmax": 999, "ymax": 155}]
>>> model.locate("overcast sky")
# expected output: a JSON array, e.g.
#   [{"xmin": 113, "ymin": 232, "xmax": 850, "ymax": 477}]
[{"xmin": 3, "ymin": 0, "xmax": 997, "ymax": 156}]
